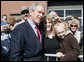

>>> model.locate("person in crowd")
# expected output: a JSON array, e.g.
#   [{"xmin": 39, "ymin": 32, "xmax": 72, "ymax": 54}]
[
  {"xmin": 13, "ymin": 6, "xmax": 29, "ymax": 28},
  {"xmin": 53, "ymin": 22, "xmax": 80, "ymax": 61},
  {"xmin": 1, "ymin": 14, "xmax": 8, "ymax": 61},
  {"xmin": 20, "ymin": 6, "xmax": 29, "ymax": 20},
  {"xmin": 1, "ymin": 14, "xmax": 8, "ymax": 24},
  {"xmin": 67, "ymin": 19, "xmax": 81, "ymax": 45},
  {"xmin": 79, "ymin": 29, "xmax": 83, "ymax": 55},
  {"xmin": 43, "ymin": 15, "xmax": 60, "ymax": 61},
  {"xmin": 1, "ymin": 16, "xmax": 16, "ymax": 61},
  {"xmin": 6, "ymin": 16, "xmax": 17, "ymax": 31},
  {"xmin": 80, "ymin": 28, "xmax": 83, "ymax": 47},
  {"xmin": 1, "ymin": 14, "xmax": 8, "ymax": 33},
  {"xmin": 10, "ymin": 3, "xmax": 45, "ymax": 61},
  {"xmin": 49, "ymin": 11, "xmax": 61, "ymax": 24},
  {"xmin": 65, "ymin": 15, "xmax": 74, "ymax": 28}
]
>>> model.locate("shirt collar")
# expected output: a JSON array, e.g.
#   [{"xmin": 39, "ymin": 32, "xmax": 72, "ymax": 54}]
[{"xmin": 27, "ymin": 18, "xmax": 36, "ymax": 29}]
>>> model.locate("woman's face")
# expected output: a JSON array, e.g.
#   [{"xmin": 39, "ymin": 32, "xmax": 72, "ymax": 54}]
[
  {"xmin": 55, "ymin": 26, "xmax": 66, "ymax": 39},
  {"xmin": 8, "ymin": 21, "xmax": 14, "ymax": 27},
  {"xmin": 45, "ymin": 19, "xmax": 52, "ymax": 31},
  {"xmin": 70, "ymin": 23, "xmax": 77, "ymax": 32}
]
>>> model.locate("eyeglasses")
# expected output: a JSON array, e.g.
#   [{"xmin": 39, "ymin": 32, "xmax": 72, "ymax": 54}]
[
  {"xmin": 70, "ymin": 25, "xmax": 77, "ymax": 27},
  {"xmin": 21, "ymin": 10, "xmax": 29, "ymax": 15}
]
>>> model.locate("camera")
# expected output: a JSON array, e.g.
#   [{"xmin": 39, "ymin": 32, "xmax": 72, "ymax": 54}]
[{"xmin": 4, "ymin": 27, "xmax": 11, "ymax": 33}]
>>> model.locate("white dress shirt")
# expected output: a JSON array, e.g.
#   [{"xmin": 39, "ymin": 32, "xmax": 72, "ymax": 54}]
[{"xmin": 27, "ymin": 18, "xmax": 42, "ymax": 42}]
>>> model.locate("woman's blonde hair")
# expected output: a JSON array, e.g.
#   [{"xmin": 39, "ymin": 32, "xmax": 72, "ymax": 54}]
[
  {"xmin": 44, "ymin": 15, "xmax": 55, "ymax": 37},
  {"xmin": 69, "ymin": 18, "xmax": 80, "ymax": 28},
  {"xmin": 7, "ymin": 16, "xmax": 16, "ymax": 26},
  {"xmin": 53, "ymin": 22, "xmax": 68, "ymax": 34},
  {"xmin": 62, "ymin": 21, "xmax": 68, "ymax": 31}
]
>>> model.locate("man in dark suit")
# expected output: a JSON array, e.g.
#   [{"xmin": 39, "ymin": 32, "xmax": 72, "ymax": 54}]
[{"xmin": 10, "ymin": 3, "xmax": 45, "ymax": 61}]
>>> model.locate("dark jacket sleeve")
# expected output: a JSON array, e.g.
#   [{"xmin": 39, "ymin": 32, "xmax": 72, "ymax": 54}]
[
  {"xmin": 10, "ymin": 26, "xmax": 24, "ymax": 61},
  {"xmin": 56, "ymin": 47, "xmax": 64, "ymax": 53},
  {"xmin": 61, "ymin": 34, "xmax": 80, "ymax": 61}
]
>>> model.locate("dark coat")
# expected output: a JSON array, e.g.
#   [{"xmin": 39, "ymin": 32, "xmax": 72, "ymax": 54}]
[
  {"xmin": 56, "ymin": 33, "xmax": 80, "ymax": 61},
  {"xmin": 10, "ymin": 20, "xmax": 44, "ymax": 61}
]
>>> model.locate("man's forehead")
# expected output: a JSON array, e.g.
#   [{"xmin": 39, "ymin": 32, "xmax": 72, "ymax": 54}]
[
  {"xmin": 50, "ymin": 11, "xmax": 57, "ymax": 15},
  {"xmin": 36, "ymin": 6, "xmax": 44, "ymax": 9},
  {"xmin": 35, "ymin": 6, "xmax": 45, "ymax": 12}
]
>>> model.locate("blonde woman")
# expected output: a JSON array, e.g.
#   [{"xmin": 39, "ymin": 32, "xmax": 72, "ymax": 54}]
[
  {"xmin": 65, "ymin": 15, "xmax": 74, "ymax": 26},
  {"xmin": 6, "ymin": 16, "xmax": 17, "ymax": 31},
  {"xmin": 1, "ymin": 16, "xmax": 16, "ymax": 61},
  {"xmin": 67, "ymin": 18, "xmax": 81, "ymax": 44},
  {"xmin": 53, "ymin": 22, "xmax": 80, "ymax": 61},
  {"xmin": 43, "ymin": 15, "xmax": 60, "ymax": 61}
]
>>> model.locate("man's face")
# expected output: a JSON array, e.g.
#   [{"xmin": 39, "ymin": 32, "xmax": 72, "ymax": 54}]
[
  {"xmin": 3, "ymin": 16, "xmax": 7, "ymax": 20},
  {"xmin": 31, "ymin": 6, "xmax": 45, "ymax": 25},
  {"xmin": 21, "ymin": 10, "xmax": 29, "ymax": 20},
  {"xmin": 49, "ymin": 11, "xmax": 61, "ymax": 23},
  {"xmin": 55, "ymin": 26, "xmax": 66, "ymax": 39}
]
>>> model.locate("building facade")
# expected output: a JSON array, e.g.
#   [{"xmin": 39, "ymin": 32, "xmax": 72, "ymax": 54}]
[
  {"xmin": 1, "ymin": 1, "xmax": 47, "ymax": 20},
  {"xmin": 1, "ymin": 1, "xmax": 83, "ymax": 31},
  {"xmin": 48, "ymin": 1, "xmax": 83, "ymax": 31}
]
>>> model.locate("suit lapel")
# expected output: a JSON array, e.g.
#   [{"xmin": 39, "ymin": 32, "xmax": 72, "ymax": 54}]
[{"xmin": 24, "ymin": 20, "xmax": 42, "ymax": 48}]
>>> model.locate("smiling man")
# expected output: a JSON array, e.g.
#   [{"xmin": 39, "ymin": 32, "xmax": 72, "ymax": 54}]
[{"xmin": 10, "ymin": 3, "xmax": 45, "ymax": 61}]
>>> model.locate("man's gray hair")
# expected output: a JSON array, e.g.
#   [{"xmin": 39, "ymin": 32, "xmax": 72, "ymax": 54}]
[{"xmin": 29, "ymin": 3, "xmax": 44, "ymax": 11}]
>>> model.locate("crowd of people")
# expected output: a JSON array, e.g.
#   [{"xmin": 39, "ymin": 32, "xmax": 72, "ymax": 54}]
[{"xmin": 1, "ymin": 2, "xmax": 83, "ymax": 61}]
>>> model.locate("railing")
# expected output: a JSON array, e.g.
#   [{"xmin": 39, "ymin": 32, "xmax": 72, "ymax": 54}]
[{"xmin": 45, "ymin": 54, "xmax": 83, "ymax": 61}]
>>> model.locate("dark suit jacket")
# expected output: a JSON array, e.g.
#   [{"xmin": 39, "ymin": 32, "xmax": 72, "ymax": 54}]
[{"xmin": 10, "ymin": 20, "xmax": 45, "ymax": 61}]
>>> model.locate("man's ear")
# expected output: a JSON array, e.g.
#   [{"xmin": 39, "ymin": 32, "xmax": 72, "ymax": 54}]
[{"xmin": 29, "ymin": 10, "xmax": 33, "ymax": 16}]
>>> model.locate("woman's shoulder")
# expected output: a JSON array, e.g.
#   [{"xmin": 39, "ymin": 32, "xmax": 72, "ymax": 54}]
[
  {"xmin": 75, "ymin": 30, "xmax": 81, "ymax": 34},
  {"xmin": 65, "ymin": 33, "xmax": 74, "ymax": 39}
]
